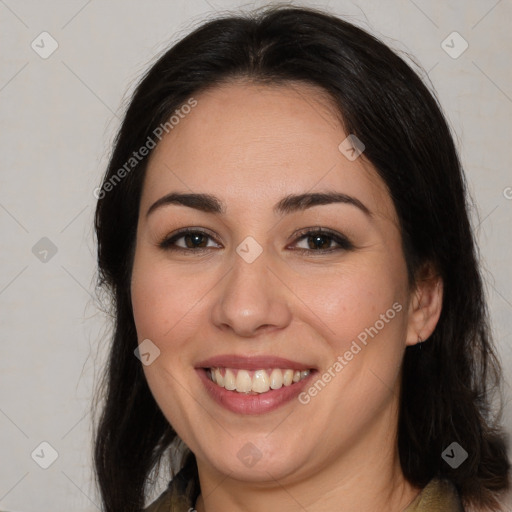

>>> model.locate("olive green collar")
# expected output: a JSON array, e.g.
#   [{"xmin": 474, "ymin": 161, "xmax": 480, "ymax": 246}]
[{"xmin": 403, "ymin": 477, "xmax": 463, "ymax": 511}]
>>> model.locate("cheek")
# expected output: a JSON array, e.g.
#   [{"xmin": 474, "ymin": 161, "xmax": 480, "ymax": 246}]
[
  {"xmin": 295, "ymin": 265, "xmax": 407, "ymax": 443},
  {"xmin": 304, "ymin": 261, "xmax": 407, "ymax": 409},
  {"xmin": 130, "ymin": 252, "xmax": 206, "ymax": 342},
  {"xmin": 130, "ymin": 253, "xmax": 204, "ymax": 436},
  {"xmin": 297, "ymin": 258, "xmax": 406, "ymax": 351}
]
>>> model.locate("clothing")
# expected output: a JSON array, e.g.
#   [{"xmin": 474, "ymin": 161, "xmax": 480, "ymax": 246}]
[
  {"xmin": 144, "ymin": 457, "xmax": 464, "ymax": 512},
  {"xmin": 404, "ymin": 478, "xmax": 464, "ymax": 511}
]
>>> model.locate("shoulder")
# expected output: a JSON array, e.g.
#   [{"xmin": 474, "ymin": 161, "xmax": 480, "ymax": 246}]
[
  {"xmin": 144, "ymin": 487, "xmax": 172, "ymax": 512},
  {"xmin": 144, "ymin": 457, "xmax": 200, "ymax": 512},
  {"xmin": 404, "ymin": 477, "xmax": 464, "ymax": 512},
  {"xmin": 144, "ymin": 482, "xmax": 195, "ymax": 512}
]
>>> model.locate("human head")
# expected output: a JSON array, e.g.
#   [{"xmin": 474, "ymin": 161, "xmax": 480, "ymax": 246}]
[{"xmin": 93, "ymin": 5, "xmax": 510, "ymax": 512}]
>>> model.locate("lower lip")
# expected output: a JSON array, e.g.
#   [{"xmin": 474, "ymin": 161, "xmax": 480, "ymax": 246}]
[{"xmin": 196, "ymin": 368, "xmax": 315, "ymax": 415}]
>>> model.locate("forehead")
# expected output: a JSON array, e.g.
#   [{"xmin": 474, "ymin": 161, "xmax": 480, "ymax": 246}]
[{"xmin": 142, "ymin": 81, "xmax": 394, "ymax": 220}]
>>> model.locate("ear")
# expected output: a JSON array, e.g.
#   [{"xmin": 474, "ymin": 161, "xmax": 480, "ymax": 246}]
[{"xmin": 405, "ymin": 263, "xmax": 443, "ymax": 346}]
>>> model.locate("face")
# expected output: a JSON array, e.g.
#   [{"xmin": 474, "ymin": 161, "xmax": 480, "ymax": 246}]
[{"xmin": 130, "ymin": 81, "xmax": 418, "ymax": 485}]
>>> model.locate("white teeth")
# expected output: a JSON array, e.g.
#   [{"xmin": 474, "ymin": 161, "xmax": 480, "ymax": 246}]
[
  {"xmin": 252, "ymin": 370, "xmax": 270, "ymax": 393},
  {"xmin": 235, "ymin": 369, "xmax": 252, "ymax": 393},
  {"xmin": 207, "ymin": 367, "xmax": 311, "ymax": 394},
  {"xmin": 224, "ymin": 369, "xmax": 236, "ymax": 390},
  {"xmin": 283, "ymin": 369, "xmax": 294, "ymax": 386},
  {"xmin": 214, "ymin": 368, "xmax": 224, "ymax": 386},
  {"xmin": 269, "ymin": 368, "xmax": 283, "ymax": 389}
]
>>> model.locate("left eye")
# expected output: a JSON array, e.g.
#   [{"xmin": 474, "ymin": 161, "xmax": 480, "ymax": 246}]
[
  {"xmin": 158, "ymin": 228, "xmax": 353, "ymax": 254},
  {"xmin": 292, "ymin": 229, "xmax": 353, "ymax": 252}
]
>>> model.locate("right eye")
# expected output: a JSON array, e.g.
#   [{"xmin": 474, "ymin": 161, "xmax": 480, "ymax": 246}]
[{"xmin": 158, "ymin": 228, "xmax": 221, "ymax": 253}]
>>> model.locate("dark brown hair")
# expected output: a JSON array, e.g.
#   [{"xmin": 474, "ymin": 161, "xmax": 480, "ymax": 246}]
[{"xmin": 93, "ymin": 5, "xmax": 510, "ymax": 511}]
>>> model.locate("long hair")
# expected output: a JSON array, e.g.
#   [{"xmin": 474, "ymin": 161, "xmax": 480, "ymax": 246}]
[{"xmin": 93, "ymin": 5, "xmax": 510, "ymax": 511}]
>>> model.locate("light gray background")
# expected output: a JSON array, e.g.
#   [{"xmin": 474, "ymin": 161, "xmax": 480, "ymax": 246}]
[{"xmin": 1, "ymin": 1, "xmax": 511, "ymax": 511}]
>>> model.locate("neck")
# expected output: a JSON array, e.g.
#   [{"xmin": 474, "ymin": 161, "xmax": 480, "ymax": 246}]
[{"xmin": 196, "ymin": 459, "xmax": 419, "ymax": 512}]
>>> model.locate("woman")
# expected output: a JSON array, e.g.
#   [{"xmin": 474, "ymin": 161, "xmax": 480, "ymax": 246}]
[{"xmin": 93, "ymin": 5, "xmax": 511, "ymax": 512}]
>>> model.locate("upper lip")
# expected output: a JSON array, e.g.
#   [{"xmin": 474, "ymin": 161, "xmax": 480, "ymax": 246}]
[{"xmin": 195, "ymin": 354, "xmax": 315, "ymax": 371}]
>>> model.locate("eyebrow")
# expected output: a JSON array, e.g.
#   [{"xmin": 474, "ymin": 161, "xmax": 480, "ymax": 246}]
[{"xmin": 146, "ymin": 191, "xmax": 371, "ymax": 218}]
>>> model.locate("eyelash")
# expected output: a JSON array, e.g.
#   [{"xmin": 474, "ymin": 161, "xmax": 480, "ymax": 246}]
[{"xmin": 158, "ymin": 227, "xmax": 354, "ymax": 255}]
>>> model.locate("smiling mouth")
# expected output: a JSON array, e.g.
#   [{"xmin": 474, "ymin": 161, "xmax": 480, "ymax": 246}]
[{"xmin": 206, "ymin": 367, "xmax": 312, "ymax": 395}]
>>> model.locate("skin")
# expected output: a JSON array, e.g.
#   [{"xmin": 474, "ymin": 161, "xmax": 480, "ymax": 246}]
[{"xmin": 130, "ymin": 80, "xmax": 443, "ymax": 512}]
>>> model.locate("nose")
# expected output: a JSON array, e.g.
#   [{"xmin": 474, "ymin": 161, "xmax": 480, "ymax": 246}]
[{"xmin": 210, "ymin": 248, "xmax": 292, "ymax": 338}]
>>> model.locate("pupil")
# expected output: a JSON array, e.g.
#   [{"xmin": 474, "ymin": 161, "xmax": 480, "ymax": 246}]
[
  {"xmin": 186, "ymin": 233, "xmax": 205, "ymax": 248},
  {"xmin": 309, "ymin": 235, "xmax": 329, "ymax": 250}
]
